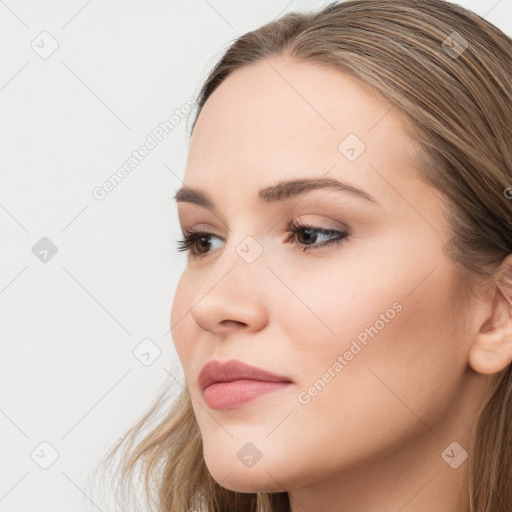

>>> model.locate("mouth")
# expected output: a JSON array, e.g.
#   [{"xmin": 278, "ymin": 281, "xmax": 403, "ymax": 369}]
[{"xmin": 198, "ymin": 359, "xmax": 293, "ymax": 410}]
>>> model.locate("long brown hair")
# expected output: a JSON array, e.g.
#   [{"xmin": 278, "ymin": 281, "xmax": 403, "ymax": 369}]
[{"xmin": 88, "ymin": 1, "xmax": 512, "ymax": 510}]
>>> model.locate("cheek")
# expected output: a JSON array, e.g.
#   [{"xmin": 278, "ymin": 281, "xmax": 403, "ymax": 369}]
[
  {"xmin": 170, "ymin": 273, "xmax": 196, "ymax": 367},
  {"xmin": 281, "ymin": 238, "xmax": 461, "ymax": 363},
  {"xmin": 284, "ymin": 250, "xmax": 465, "ymax": 434}
]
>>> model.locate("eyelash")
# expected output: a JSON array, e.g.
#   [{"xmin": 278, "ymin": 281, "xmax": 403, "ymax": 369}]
[{"xmin": 175, "ymin": 220, "xmax": 348, "ymax": 258}]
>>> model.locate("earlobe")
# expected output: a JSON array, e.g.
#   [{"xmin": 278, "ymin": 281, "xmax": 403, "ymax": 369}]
[
  {"xmin": 469, "ymin": 265, "xmax": 512, "ymax": 375},
  {"xmin": 469, "ymin": 331, "xmax": 512, "ymax": 375}
]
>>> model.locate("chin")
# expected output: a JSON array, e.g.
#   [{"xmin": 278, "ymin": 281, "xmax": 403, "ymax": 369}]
[
  {"xmin": 201, "ymin": 441, "xmax": 290, "ymax": 492},
  {"xmin": 205, "ymin": 461, "xmax": 286, "ymax": 493}
]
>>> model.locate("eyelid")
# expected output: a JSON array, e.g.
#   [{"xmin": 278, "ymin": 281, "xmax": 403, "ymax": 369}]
[
  {"xmin": 179, "ymin": 214, "xmax": 349, "ymax": 237},
  {"xmin": 180, "ymin": 223, "xmax": 224, "ymax": 237},
  {"xmin": 280, "ymin": 213, "xmax": 349, "ymax": 233}
]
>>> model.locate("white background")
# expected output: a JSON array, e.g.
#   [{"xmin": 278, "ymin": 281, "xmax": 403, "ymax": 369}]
[{"xmin": 1, "ymin": 1, "xmax": 511, "ymax": 510}]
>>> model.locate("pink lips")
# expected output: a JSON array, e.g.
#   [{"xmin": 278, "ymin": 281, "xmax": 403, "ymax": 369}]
[{"xmin": 198, "ymin": 359, "xmax": 293, "ymax": 410}]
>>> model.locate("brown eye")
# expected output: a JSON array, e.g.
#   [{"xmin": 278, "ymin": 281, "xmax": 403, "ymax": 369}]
[
  {"xmin": 176, "ymin": 231, "xmax": 224, "ymax": 257},
  {"xmin": 285, "ymin": 220, "xmax": 349, "ymax": 252}
]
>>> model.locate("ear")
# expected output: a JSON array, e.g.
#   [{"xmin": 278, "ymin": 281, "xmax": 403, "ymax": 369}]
[{"xmin": 469, "ymin": 255, "xmax": 512, "ymax": 375}]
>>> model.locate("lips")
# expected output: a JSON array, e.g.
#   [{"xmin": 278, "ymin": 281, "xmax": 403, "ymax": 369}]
[{"xmin": 198, "ymin": 359, "xmax": 292, "ymax": 391}]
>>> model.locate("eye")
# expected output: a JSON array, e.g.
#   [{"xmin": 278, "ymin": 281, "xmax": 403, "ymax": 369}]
[
  {"xmin": 175, "ymin": 229, "xmax": 224, "ymax": 257},
  {"xmin": 175, "ymin": 220, "xmax": 348, "ymax": 258},
  {"xmin": 284, "ymin": 219, "xmax": 348, "ymax": 252}
]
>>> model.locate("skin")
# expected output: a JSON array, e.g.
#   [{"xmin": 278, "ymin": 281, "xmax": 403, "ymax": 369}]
[{"xmin": 170, "ymin": 55, "xmax": 512, "ymax": 512}]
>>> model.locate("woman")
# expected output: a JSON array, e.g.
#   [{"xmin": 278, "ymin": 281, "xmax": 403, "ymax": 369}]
[{"xmin": 91, "ymin": 1, "xmax": 512, "ymax": 511}]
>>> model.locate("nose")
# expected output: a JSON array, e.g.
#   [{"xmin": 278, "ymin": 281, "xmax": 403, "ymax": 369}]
[{"xmin": 190, "ymin": 264, "xmax": 269, "ymax": 336}]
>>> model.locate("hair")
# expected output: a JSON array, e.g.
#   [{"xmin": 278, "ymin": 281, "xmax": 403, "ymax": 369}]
[{"xmin": 88, "ymin": 1, "xmax": 512, "ymax": 511}]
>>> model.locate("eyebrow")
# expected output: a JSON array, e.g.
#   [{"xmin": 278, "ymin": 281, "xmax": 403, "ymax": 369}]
[{"xmin": 173, "ymin": 177, "xmax": 378, "ymax": 212}]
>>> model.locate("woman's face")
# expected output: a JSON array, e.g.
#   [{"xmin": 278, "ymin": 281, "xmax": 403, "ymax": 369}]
[{"xmin": 170, "ymin": 56, "xmax": 485, "ymax": 496}]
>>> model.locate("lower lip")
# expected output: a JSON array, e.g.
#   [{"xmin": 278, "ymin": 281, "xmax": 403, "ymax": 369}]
[{"xmin": 203, "ymin": 379, "xmax": 291, "ymax": 410}]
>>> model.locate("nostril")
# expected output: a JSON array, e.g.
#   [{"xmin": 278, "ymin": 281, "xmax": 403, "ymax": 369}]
[{"xmin": 220, "ymin": 320, "xmax": 246, "ymax": 329}]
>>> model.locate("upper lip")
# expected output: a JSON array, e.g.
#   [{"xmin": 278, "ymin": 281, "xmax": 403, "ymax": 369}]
[{"xmin": 198, "ymin": 359, "xmax": 292, "ymax": 391}]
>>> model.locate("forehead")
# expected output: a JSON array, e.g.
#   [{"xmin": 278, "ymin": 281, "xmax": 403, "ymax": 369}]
[{"xmin": 184, "ymin": 56, "xmax": 419, "ymax": 201}]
